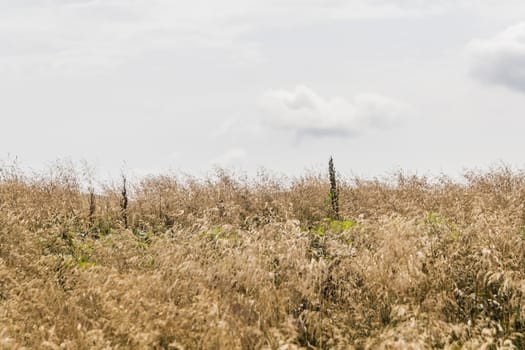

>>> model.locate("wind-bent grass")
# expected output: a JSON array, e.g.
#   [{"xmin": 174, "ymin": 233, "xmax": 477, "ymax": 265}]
[{"xmin": 1, "ymin": 162, "xmax": 525, "ymax": 349}]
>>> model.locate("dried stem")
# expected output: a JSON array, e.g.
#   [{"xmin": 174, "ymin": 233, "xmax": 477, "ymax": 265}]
[
  {"xmin": 121, "ymin": 174, "xmax": 128, "ymax": 229},
  {"xmin": 328, "ymin": 156, "xmax": 340, "ymax": 220}
]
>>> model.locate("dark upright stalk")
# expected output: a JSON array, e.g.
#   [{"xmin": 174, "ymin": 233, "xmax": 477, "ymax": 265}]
[
  {"xmin": 121, "ymin": 174, "xmax": 128, "ymax": 229},
  {"xmin": 329, "ymin": 157, "xmax": 340, "ymax": 220}
]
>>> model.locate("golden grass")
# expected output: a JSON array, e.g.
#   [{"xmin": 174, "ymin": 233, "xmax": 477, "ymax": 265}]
[{"xmin": 2, "ymin": 161, "xmax": 525, "ymax": 349}]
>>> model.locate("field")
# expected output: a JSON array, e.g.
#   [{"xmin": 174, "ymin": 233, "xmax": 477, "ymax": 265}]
[{"xmin": 1, "ymin": 161, "xmax": 525, "ymax": 349}]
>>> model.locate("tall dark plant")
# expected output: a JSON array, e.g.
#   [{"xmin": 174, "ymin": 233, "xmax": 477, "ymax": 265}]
[
  {"xmin": 121, "ymin": 174, "xmax": 129, "ymax": 229},
  {"xmin": 88, "ymin": 186, "xmax": 96, "ymax": 225},
  {"xmin": 328, "ymin": 156, "xmax": 340, "ymax": 220}
]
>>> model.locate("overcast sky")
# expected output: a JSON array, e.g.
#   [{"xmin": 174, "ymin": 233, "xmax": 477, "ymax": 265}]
[{"xmin": 2, "ymin": 0, "xmax": 525, "ymax": 179}]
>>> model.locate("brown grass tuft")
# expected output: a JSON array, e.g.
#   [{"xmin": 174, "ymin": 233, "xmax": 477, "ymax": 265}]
[{"xmin": 2, "ymin": 162, "xmax": 525, "ymax": 349}]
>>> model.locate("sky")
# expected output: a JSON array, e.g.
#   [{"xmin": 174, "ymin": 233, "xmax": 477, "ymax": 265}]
[{"xmin": 2, "ymin": 0, "xmax": 525, "ymax": 179}]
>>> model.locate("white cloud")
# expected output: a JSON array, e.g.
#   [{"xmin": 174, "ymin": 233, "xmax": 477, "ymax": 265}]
[
  {"xmin": 467, "ymin": 22, "xmax": 525, "ymax": 93},
  {"xmin": 258, "ymin": 85, "xmax": 407, "ymax": 137},
  {"xmin": 0, "ymin": 1, "xmax": 250, "ymax": 73},
  {"xmin": 0, "ymin": 0, "xmax": 478, "ymax": 73},
  {"xmin": 370, "ymin": 0, "xmax": 525, "ymax": 17},
  {"xmin": 211, "ymin": 148, "xmax": 247, "ymax": 166}
]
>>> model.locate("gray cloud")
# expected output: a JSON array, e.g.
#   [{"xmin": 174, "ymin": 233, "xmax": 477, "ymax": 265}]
[
  {"xmin": 258, "ymin": 85, "xmax": 407, "ymax": 138},
  {"xmin": 467, "ymin": 22, "xmax": 525, "ymax": 93}
]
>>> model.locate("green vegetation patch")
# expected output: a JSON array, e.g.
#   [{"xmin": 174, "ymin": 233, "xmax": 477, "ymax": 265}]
[{"xmin": 313, "ymin": 218, "xmax": 357, "ymax": 237}]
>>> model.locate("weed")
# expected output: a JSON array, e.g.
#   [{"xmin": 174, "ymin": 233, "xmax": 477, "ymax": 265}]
[{"xmin": 328, "ymin": 156, "xmax": 340, "ymax": 220}]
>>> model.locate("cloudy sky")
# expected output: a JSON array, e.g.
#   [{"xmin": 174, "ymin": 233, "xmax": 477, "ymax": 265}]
[{"xmin": 2, "ymin": 0, "xmax": 525, "ymax": 178}]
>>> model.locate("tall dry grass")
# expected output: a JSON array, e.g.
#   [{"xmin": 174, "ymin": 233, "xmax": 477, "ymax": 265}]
[{"xmin": 1, "ymin": 161, "xmax": 525, "ymax": 349}]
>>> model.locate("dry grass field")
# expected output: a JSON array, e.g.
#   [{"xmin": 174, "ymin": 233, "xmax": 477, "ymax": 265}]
[{"xmin": 2, "ymin": 160, "xmax": 525, "ymax": 349}]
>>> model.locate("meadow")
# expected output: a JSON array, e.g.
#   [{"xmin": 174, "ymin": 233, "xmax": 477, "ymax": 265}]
[{"xmin": 1, "ymin": 160, "xmax": 525, "ymax": 349}]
